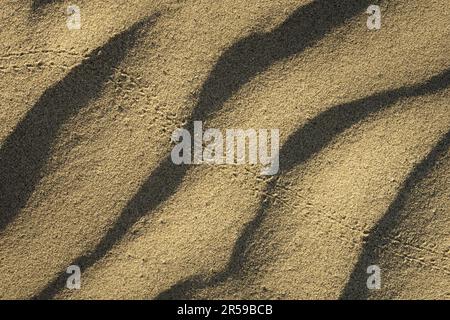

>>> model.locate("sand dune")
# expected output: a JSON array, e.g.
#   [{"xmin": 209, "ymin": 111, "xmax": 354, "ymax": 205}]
[{"xmin": 0, "ymin": 0, "xmax": 448, "ymax": 299}]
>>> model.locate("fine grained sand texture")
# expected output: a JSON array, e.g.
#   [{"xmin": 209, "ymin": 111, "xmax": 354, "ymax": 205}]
[{"xmin": 0, "ymin": 0, "xmax": 449, "ymax": 300}]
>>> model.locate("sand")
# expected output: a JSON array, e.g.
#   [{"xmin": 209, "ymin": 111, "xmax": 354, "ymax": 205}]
[{"xmin": 0, "ymin": 0, "xmax": 448, "ymax": 299}]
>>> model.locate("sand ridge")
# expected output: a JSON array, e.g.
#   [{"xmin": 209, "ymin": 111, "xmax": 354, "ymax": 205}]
[{"xmin": 0, "ymin": 0, "xmax": 448, "ymax": 299}]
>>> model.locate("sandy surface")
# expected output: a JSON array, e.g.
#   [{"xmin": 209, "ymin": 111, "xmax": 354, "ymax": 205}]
[{"xmin": 0, "ymin": 0, "xmax": 449, "ymax": 299}]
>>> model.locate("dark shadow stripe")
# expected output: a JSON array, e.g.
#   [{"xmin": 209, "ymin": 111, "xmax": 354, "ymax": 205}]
[
  {"xmin": 279, "ymin": 69, "xmax": 450, "ymax": 173},
  {"xmin": 34, "ymin": 155, "xmax": 186, "ymax": 299},
  {"xmin": 31, "ymin": 0, "xmax": 62, "ymax": 12},
  {"xmin": 0, "ymin": 14, "xmax": 159, "ymax": 233},
  {"xmin": 156, "ymin": 68, "xmax": 450, "ymax": 299},
  {"xmin": 191, "ymin": 0, "xmax": 373, "ymax": 120},
  {"xmin": 340, "ymin": 130, "xmax": 450, "ymax": 300},
  {"xmin": 35, "ymin": 0, "xmax": 372, "ymax": 299}
]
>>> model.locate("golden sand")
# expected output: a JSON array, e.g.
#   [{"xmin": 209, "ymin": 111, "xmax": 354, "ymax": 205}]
[{"xmin": 0, "ymin": 0, "xmax": 448, "ymax": 299}]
